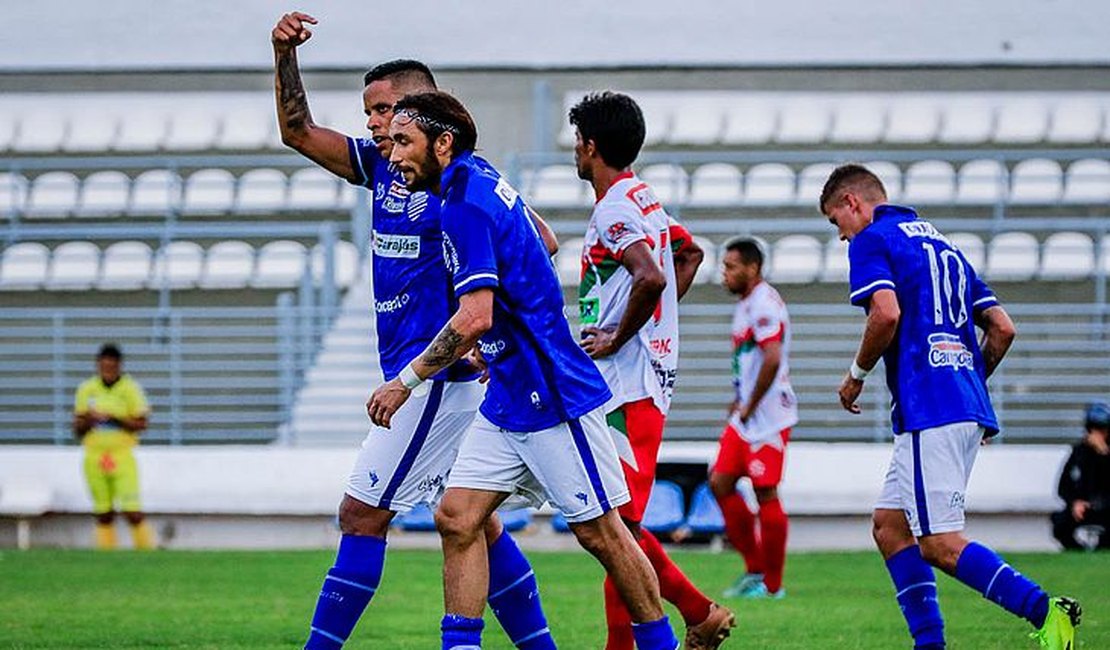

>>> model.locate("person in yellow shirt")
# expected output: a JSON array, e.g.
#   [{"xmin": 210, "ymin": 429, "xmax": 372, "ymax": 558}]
[{"xmin": 72, "ymin": 343, "xmax": 155, "ymax": 550}]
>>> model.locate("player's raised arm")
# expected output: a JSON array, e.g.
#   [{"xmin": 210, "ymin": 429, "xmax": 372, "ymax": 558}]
[
  {"xmin": 839, "ymin": 288, "xmax": 900, "ymax": 413},
  {"xmin": 975, "ymin": 304, "xmax": 1016, "ymax": 378},
  {"xmin": 272, "ymin": 12, "xmax": 358, "ymax": 181}
]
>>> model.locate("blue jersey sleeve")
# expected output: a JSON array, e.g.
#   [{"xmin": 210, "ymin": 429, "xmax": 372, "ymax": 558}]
[
  {"xmin": 848, "ymin": 228, "xmax": 896, "ymax": 307},
  {"xmin": 442, "ymin": 202, "xmax": 500, "ymax": 298},
  {"xmin": 346, "ymin": 137, "xmax": 378, "ymax": 187},
  {"xmin": 968, "ymin": 267, "xmax": 1000, "ymax": 314}
]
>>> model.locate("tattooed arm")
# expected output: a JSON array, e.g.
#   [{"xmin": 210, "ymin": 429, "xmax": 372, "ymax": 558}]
[
  {"xmin": 271, "ymin": 12, "xmax": 358, "ymax": 181},
  {"xmin": 367, "ymin": 289, "xmax": 495, "ymax": 427},
  {"xmin": 975, "ymin": 305, "xmax": 1016, "ymax": 378}
]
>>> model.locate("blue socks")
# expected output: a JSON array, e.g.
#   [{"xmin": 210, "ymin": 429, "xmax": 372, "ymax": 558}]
[
  {"xmin": 886, "ymin": 546, "xmax": 945, "ymax": 649},
  {"xmin": 487, "ymin": 531, "xmax": 555, "ymax": 649},
  {"xmin": 442, "ymin": 614, "xmax": 484, "ymax": 650},
  {"xmin": 954, "ymin": 542, "xmax": 1050, "ymax": 628},
  {"xmin": 305, "ymin": 534, "xmax": 387, "ymax": 649},
  {"xmin": 632, "ymin": 616, "xmax": 679, "ymax": 650}
]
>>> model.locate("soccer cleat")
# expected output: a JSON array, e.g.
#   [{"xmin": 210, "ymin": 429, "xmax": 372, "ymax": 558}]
[
  {"xmin": 1030, "ymin": 596, "xmax": 1081, "ymax": 650},
  {"xmin": 722, "ymin": 572, "xmax": 765, "ymax": 599},
  {"xmin": 683, "ymin": 603, "xmax": 736, "ymax": 650}
]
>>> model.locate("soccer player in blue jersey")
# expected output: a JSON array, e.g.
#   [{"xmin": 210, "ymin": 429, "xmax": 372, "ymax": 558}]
[
  {"xmin": 272, "ymin": 12, "xmax": 557, "ymax": 650},
  {"xmin": 370, "ymin": 91, "xmax": 681, "ymax": 650},
  {"xmin": 820, "ymin": 163, "xmax": 1081, "ymax": 650}
]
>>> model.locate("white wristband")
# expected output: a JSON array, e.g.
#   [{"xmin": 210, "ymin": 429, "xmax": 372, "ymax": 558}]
[
  {"xmin": 849, "ymin": 360, "xmax": 871, "ymax": 381},
  {"xmin": 398, "ymin": 364, "xmax": 424, "ymax": 390}
]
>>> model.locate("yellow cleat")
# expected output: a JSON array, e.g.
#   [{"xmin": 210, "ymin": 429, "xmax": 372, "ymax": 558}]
[{"xmin": 1030, "ymin": 597, "xmax": 1081, "ymax": 650}]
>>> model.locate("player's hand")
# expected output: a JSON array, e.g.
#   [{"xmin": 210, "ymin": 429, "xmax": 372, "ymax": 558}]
[
  {"xmin": 271, "ymin": 12, "xmax": 318, "ymax": 53},
  {"xmin": 580, "ymin": 326, "xmax": 618, "ymax": 359},
  {"xmin": 1072, "ymin": 499, "xmax": 1090, "ymax": 522},
  {"xmin": 463, "ymin": 347, "xmax": 489, "ymax": 384},
  {"xmin": 366, "ymin": 378, "xmax": 410, "ymax": 429},
  {"xmin": 738, "ymin": 403, "xmax": 754, "ymax": 424},
  {"xmin": 838, "ymin": 373, "xmax": 863, "ymax": 414}
]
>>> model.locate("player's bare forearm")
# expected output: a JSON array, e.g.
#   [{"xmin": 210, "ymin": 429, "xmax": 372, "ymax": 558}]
[
  {"xmin": 855, "ymin": 289, "xmax": 900, "ymax": 370},
  {"xmin": 528, "ymin": 207, "xmax": 559, "ymax": 256},
  {"xmin": 745, "ymin": 342, "xmax": 782, "ymax": 416},
  {"xmin": 72, "ymin": 414, "xmax": 92, "ymax": 436},
  {"xmin": 604, "ymin": 243, "xmax": 666, "ymax": 352},
  {"xmin": 672, "ymin": 241, "xmax": 704, "ymax": 301},
  {"xmin": 412, "ymin": 290, "xmax": 494, "ymax": 379},
  {"xmin": 976, "ymin": 305, "xmax": 1015, "ymax": 378}
]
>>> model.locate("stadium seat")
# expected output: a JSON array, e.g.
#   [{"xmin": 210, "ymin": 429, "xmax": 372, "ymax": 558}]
[
  {"xmin": 98, "ymin": 241, "xmax": 154, "ymax": 291},
  {"xmin": 200, "ymin": 241, "xmax": 255, "ymax": 289},
  {"xmin": 796, "ymin": 163, "xmax": 836, "ymax": 207},
  {"xmin": 47, "ymin": 241, "xmax": 100, "ymax": 290},
  {"xmin": 1040, "ymin": 232, "xmax": 1094, "ymax": 280},
  {"xmin": 528, "ymin": 165, "xmax": 586, "ymax": 208},
  {"xmin": 252, "ymin": 240, "xmax": 307, "ymax": 288},
  {"xmin": 689, "ymin": 163, "xmax": 742, "ymax": 207},
  {"xmin": 26, "ymin": 171, "xmax": 80, "ymax": 218},
  {"xmin": 77, "ymin": 171, "xmax": 131, "ymax": 218},
  {"xmin": 0, "ymin": 242, "xmax": 50, "ymax": 290},
  {"xmin": 938, "ymin": 99, "xmax": 995, "ymax": 144},
  {"xmin": 743, "ymin": 163, "xmax": 795, "ymax": 206},
  {"xmin": 692, "ymin": 235, "xmax": 717, "ymax": 284},
  {"xmin": 236, "ymin": 168, "xmax": 288, "ymax": 213},
  {"xmin": 12, "ymin": 111, "xmax": 66, "ymax": 153},
  {"xmin": 769, "ymin": 235, "xmax": 822, "ymax": 283},
  {"xmin": 150, "ymin": 241, "xmax": 204, "ymax": 289},
  {"xmin": 64, "ymin": 110, "xmax": 119, "ymax": 152},
  {"xmin": 551, "ymin": 512, "xmax": 571, "ymax": 533},
  {"xmin": 639, "ymin": 164, "xmax": 688, "ymax": 206},
  {"xmin": 668, "ymin": 96, "xmax": 725, "ymax": 145},
  {"xmin": 114, "ymin": 110, "xmax": 168, "ymax": 151},
  {"xmin": 642, "ymin": 480, "xmax": 686, "ymax": 534},
  {"xmin": 1063, "ymin": 159, "xmax": 1110, "ymax": 203},
  {"xmin": 775, "ymin": 103, "xmax": 830, "ymax": 144},
  {"xmin": 821, "ymin": 236, "xmax": 849, "ymax": 283},
  {"xmin": 311, "ymin": 240, "xmax": 360, "ymax": 288},
  {"xmin": 217, "ymin": 106, "xmax": 276, "ymax": 150},
  {"xmin": 721, "ymin": 101, "xmax": 776, "ymax": 145},
  {"xmin": 685, "ymin": 482, "xmax": 725, "ymax": 535},
  {"xmin": 986, "ymin": 232, "xmax": 1039, "ymax": 281},
  {"xmin": 556, "ymin": 237, "xmax": 585, "ymax": 286},
  {"xmin": 183, "ymin": 168, "xmax": 236, "ymax": 215},
  {"xmin": 829, "ymin": 98, "xmax": 886, "ymax": 144},
  {"xmin": 947, "ymin": 232, "xmax": 986, "ymax": 271},
  {"xmin": 1047, "ymin": 99, "xmax": 1104, "ymax": 144},
  {"xmin": 994, "ymin": 102, "xmax": 1049, "ymax": 143},
  {"xmin": 288, "ymin": 168, "xmax": 340, "ymax": 211},
  {"xmin": 397, "ymin": 503, "xmax": 437, "ymax": 531},
  {"xmin": 884, "ymin": 100, "xmax": 940, "ymax": 143},
  {"xmin": 956, "ymin": 159, "xmax": 1007, "ymax": 205},
  {"xmin": 1009, "ymin": 158, "xmax": 1063, "ymax": 204},
  {"xmin": 499, "ymin": 508, "xmax": 533, "ymax": 532},
  {"xmin": 863, "ymin": 161, "xmax": 902, "ymax": 202},
  {"xmin": 902, "ymin": 160, "xmax": 956, "ymax": 205},
  {"xmin": 164, "ymin": 111, "xmax": 221, "ymax": 151},
  {"xmin": 129, "ymin": 169, "xmax": 181, "ymax": 215},
  {"xmin": 0, "ymin": 172, "xmax": 29, "ymax": 218}
]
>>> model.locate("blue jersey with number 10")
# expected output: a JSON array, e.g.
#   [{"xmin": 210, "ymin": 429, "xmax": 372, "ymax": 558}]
[
  {"xmin": 848, "ymin": 204, "xmax": 1000, "ymax": 436},
  {"xmin": 438, "ymin": 151, "xmax": 611, "ymax": 432}
]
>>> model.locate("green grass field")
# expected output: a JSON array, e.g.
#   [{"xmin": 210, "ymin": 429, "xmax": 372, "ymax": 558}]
[{"xmin": 0, "ymin": 548, "xmax": 1104, "ymax": 649}]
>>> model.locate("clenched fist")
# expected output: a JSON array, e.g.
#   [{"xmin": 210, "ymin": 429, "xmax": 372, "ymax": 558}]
[{"xmin": 272, "ymin": 11, "xmax": 318, "ymax": 53}]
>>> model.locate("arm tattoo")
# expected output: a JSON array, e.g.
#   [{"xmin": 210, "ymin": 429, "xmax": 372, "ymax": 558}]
[
  {"xmin": 276, "ymin": 50, "xmax": 309, "ymax": 131},
  {"xmin": 421, "ymin": 325, "xmax": 466, "ymax": 370}
]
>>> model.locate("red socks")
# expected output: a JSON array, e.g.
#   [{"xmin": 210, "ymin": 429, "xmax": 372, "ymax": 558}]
[
  {"xmin": 759, "ymin": 498, "xmax": 788, "ymax": 593},
  {"xmin": 718, "ymin": 491, "xmax": 764, "ymax": 574}
]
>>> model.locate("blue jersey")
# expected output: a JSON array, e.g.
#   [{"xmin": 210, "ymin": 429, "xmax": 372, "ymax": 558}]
[
  {"xmin": 848, "ymin": 204, "xmax": 1000, "ymax": 436},
  {"xmin": 438, "ymin": 151, "xmax": 612, "ymax": 432},
  {"xmin": 347, "ymin": 137, "xmax": 473, "ymax": 382}
]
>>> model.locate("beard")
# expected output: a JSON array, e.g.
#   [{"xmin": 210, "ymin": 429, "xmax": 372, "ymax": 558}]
[{"xmin": 405, "ymin": 139, "xmax": 444, "ymax": 192}]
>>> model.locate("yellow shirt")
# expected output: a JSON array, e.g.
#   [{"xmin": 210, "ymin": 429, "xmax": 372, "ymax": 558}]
[{"xmin": 74, "ymin": 374, "xmax": 150, "ymax": 450}]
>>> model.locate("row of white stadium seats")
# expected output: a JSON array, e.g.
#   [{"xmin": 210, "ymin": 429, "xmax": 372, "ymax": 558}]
[
  {"xmin": 524, "ymin": 158, "xmax": 1110, "ymax": 208},
  {"xmin": 0, "ymin": 240, "xmax": 359, "ymax": 291},
  {"xmin": 554, "ymin": 231, "xmax": 1110, "ymax": 285},
  {"xmin": 0, "ymin": 92, "xmax": 367, "ymax": 153},
  {"xmin": 558, "ymin": 91, "xmax": 1110, "ymax": 147},
  {"xmin": 0, "ymin": 168, "xmax": 357, "ymax": 218}
]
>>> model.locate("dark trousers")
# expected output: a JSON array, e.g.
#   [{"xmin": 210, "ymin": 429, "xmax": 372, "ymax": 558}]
[{"xmin": 1052, "ymin": 507, "xmax": 1110, "ymax": 550}]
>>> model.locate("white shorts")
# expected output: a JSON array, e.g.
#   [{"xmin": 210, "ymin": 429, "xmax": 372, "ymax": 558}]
[
  {"xmin": 346, "ymin": 380, "xmax": 483, "ymax": 514},
  {"xmin": 875, "ymin": 421, "xmax": 984, "ymax": 537},
  {"xmin": 447, "ymin": 406, "xmax": 631, "ymax": 524}
]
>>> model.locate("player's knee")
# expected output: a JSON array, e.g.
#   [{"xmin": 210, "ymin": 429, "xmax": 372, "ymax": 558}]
[
  {"xmin": 708, "ymin": 472, "xmax": 736, "ymax": 499},
  {"xmin": 871, "ymin": 511, "xmax": 909, "ymax": 553},
  {"xmin": 570, "ymin": 512, "xmax": 624, "ymax": 558},
  {"xmin": 338, "ymin": 496, "xmax": 392, "ymax": 537},
  {"xmin": 754, "ymin": 486, "xmax": 778, "ymax": 504},
  {"xmin": 122, "ymin": 511, "xmax": 144, "ymax": 526},
  {"xmin": 95, "ymin": 512, "xmax": 115, "ymax": 525},
  {"xmin": 434, "ymin": 502, "xmax": 482, "ymax": 545}
]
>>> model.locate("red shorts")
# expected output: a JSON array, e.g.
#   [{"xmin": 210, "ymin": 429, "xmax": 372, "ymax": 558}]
[
  {"xmin": 712, "ymin": 424, "xmax": 791, "ymax": 489},
  {"xmin": 608, "ymin": 398, "xmax": 665, "ymax": 523}
]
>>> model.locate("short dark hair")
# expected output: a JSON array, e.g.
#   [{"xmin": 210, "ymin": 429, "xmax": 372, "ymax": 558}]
[
  {"xmin": 819, "ymin": 163, "xmax": 887, "ymax": 213},
  {"xmin": 393, "ymin": 91, "xmax": 478, "ymax": 156},
  {"xmin": 568, "ymin": 92, "xmax": 645, "ymax": 169},
  {"xmin": 723, "ymin": 236, "xmax": 764, "ymax": 270},
  {"xmin": 363, "ymin": 59, "xmax": 436, "ymax": 89},
  {"xmin": 97, "ymin": 343, "xmax": 122, "ymax": 361}
]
